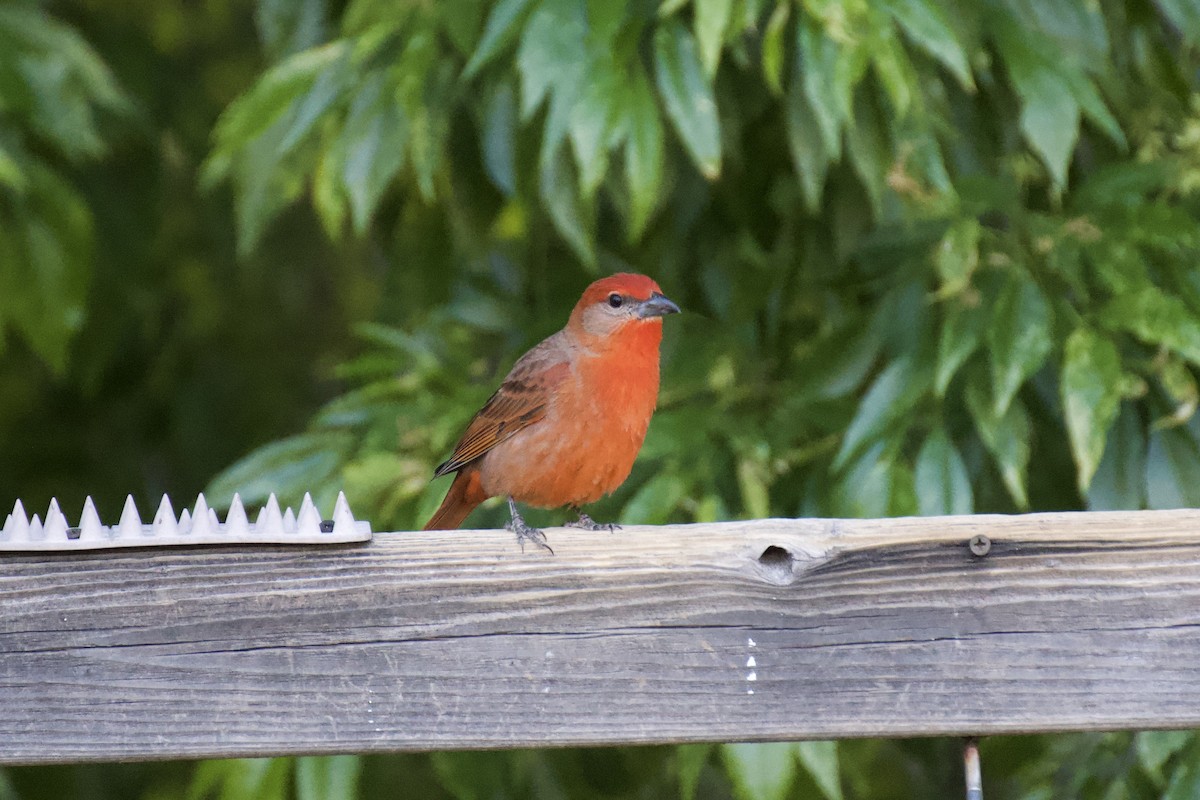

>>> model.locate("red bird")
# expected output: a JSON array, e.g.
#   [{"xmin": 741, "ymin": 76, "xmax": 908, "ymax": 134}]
[{"xmin": 424, "ymin": 273, "xmax": 680, "ymax": 550}]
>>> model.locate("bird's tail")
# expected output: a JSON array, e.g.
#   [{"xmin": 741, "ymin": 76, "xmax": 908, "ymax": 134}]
[{"xmin": 423, "ymin": 468, "xmax": 488, "ymax": 530}]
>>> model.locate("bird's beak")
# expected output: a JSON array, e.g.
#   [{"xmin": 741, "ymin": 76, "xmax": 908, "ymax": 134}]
[{"xmin": 637, "ymin": 292, "xmax": 681, "ymax": 319}]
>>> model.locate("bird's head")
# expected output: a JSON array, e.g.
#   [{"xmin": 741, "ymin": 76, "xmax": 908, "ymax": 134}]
[{"xmin": 568, "ymin": 273, "xmax": 680, "ymax": 343}]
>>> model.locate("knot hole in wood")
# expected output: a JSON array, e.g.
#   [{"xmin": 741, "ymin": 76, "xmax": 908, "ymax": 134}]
[{"xmin": 757, "ymin": 545, "xmax": 797, "ymax": 585}]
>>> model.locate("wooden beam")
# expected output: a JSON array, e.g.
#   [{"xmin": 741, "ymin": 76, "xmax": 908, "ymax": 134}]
[{"xmin": 2, "ymin": 510, "xmax": 1200, "ymax": 765}]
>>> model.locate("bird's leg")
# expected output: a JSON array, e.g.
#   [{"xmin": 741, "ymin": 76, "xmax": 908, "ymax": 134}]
[
  {"xmin": 564, "ymin": 506, "xmax": 620, "ymax": 533},
  {"xmin": 506, "ymin": 497, "xmax": 553, "ymax": 554}
]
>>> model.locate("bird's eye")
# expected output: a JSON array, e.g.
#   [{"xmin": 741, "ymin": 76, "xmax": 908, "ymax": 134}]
[{"xmin": 607, "ymin": 293, "xmax": 624, "ymax": 308}]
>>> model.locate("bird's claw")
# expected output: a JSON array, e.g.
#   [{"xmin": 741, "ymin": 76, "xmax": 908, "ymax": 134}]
[
  {"xmin": 564, "ymin": 512, "xmax": 620, "ymax": 533},
  {"xmin": 505, "ymin": 496, "xmax": 553, "ymax": 553},
  {"xmin": 506, "ymin": 517, "xmax": 554, "ymax": 554}
]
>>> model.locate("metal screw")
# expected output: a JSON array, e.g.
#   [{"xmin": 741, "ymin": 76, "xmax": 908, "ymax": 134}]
[
  {"xmin": 969, "ymin": 534, "xmax": 991, "ymax": 557},
  {"xmin": 964, "ymin": 737, "xmax": 983, "ymax": 800}
]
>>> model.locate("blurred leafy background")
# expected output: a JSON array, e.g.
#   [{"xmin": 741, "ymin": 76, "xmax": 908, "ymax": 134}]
[{"xmin": 3, "ymin": 0, "xmax": 1200, "ymax": 796}]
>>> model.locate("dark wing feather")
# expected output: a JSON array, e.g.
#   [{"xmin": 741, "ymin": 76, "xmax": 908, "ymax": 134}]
[{"xmin": 434, "ymin": 338, "xmax": 571, "ymax": 477}]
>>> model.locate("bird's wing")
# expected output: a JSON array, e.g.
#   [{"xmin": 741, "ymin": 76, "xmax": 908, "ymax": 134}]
[{"xmin": 434, "ymin": 337, "xmax": 571, "ymax": 477}]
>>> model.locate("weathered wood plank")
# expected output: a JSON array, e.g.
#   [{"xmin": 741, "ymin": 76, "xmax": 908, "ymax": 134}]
[{"xmin": 2, "ymin": 510, "xmax": 1200, "ymax": 765}]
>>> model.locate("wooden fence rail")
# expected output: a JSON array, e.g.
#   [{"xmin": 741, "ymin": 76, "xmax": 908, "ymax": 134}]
[{"xmin": 2, "ymin": 510, "xmax": 1200, "ymax": 765}]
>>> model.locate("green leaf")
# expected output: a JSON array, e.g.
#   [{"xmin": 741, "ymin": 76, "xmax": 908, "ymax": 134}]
[
  {"xmin": 205, "ymin": 432, "xmax": 355, "ymax": 508},
  {"xmin": 1164, "ymin": 750, "xmax": 1200, "ymax": 800},
  {"xmin": 539, "ymin": 143, "xmax": 596, "ymax": 267},
  {"xmin": 794, "ymin": 741, "xmax": 842, "ymax": 800},
  {"xmin": 622, "ymin": 471, "xmax": 688, "ymax": 523},
  {"xmin": 654, "ymin": 20, "xmax": 722, "ymax": 179},
  {"xmin": 868, "ymin": 32, "xmax": 918, "ymax": 118},
  {"xmin": 737, "ymin": 447, "xmax": 772, "ymax": 519},
  {"xmin": 0, "ymin": 162, "xmax": 93, "ymax": 373},
  {"xmin": 796, "ymin": 17, "xmax": 866, "ymax": 159},
  {"xmin": 988, "ymin": 10, "xmax": 1124, "ymax": 185},
  {"xmin": 915, "ymin": 425, "xmax": 972, "ymax": 515},
  {"xmin": 761, "ymin": 2, "xmax": 790, "ymax": 96},
  {"xmin": 0, "ymin": 768, "xmax": 16, "ymax": 800},
  {"xmin": 0, "ymin": 139, "xmax": 28, "ymax": 192},
  {"xmin": 464, "ymin": 0, "xmax": 535, "ymax": 78},
  {"xmin": 785, "ymin": 59, "xmax": 832, "ymax": 213},
  {"xmin": 1157, "ymin": 0, "xmax": 1200, "ymax": 46},
  {"xmin": 568, "ymin": 54, "xmax": 619, "ymax": 196},
  {"xmin": 189, "ymin": 759, "xmax": 289, "ymax": 800},
  {"xmin": 295, "ymin": 756, "xmax": 361, "ymax": 800},
  {"xmin": 516, "ymin": 0, "xmax": 586, "ymax": 122},
  {"xmin": 1088, "ymin": 404, "xmax": 1146, "ymax": 511},
  {"xmin": 830, "ymin": 442, "xmax": 897, "ymax": 518},
  {"xmin": 397, "ymin": 33, "xmax": 447, "ymax": 202},
  {"xmin": 988, "ymin": 11, "xmax": 1077, "ymax": 185},
  {"xmin": 208, "ymin": 42, "xmax": 348, "ymax": 171},
  {"xmin": 585, "ymin": 0, "xmax": 627, "ymax": 44},
  {"xmin": 722, "ymin": 743, "xmax": 797, "ymax": 800},
  {"xmin": 935, "ymin": 296, "xmax": 987, "ymax": 396},
  {"xmin": 1060, "ymin": 328, "xmax": 1122, "ymax": 493},
  {"xmin": 1146, "ymin": 427, "xmax": 1200, "ymax": 509},
  {"xmin": 1103, "ymin": 289, "xmax": 1200, "ymax": 368},
  {"xmin": 967, "ymin": 375, "xmax": 1031, "ymax": 508},
  {"xmin": 677, "ymin": 744, "xmax": 712, "ymax": 800},
  {"xmin": 801, "ymin": 318, "xmax": 884, "ymax": 400},
  {"xmin": 0, "ymin": 5, "xmax": 132, "ymax": 159},
  {"xmin": 430, "ymin": 752, "xmax": 511, "ymax": 800},
  {"xmin": 884, "ymin": 0, "xmax": 972, "ymax": 88},
  {"xmin": 616, "ymin": 65, "xmax": 665, "ymax": 239},
  {"xmin": 833, "ymin": 356, "xmax": 929, "ymax": 471},
  {"xmin": 988, "ymin": 272, "xmax": 1053, "ymax": 416},
  {"xmin": 1136, "ymin": 731, "xmax": 1193, "ymax": 783},
  {"xmin": 312, "ymin": 150, "xmax": 348, "ymax": 237},
  {"xmin": 481, "ymin": 79, "xmax": 518, "ymax": 196},
  {"xmin": 846, "ymin": 89, "xmax": 889, "ymax": 215},
  {"xmin": 934, "ymin": 218, "xmax": 980, "ymax": 297},
  {"xmin": 1067, "ymin": 69, "xmax": 1125, "ymax": 150},
  {"xmin": 222, "ymin": 120, "xmax": 305, "ymax": 255},
  {"xmin": 694, "ymin": 0, "xmax": 733, "ymax": 78},
  {"xmin": 255, "ymin": 0, "xmax": 327, "ymax": 60},
  {"xmin": 335, "ymin": 71, "xmax": 409, "ymax": 234}
]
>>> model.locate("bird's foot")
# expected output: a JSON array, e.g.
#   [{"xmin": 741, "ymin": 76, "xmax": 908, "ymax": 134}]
[
  {"xmin": 506, "ymin": 497, "xmax": 553, "ymax": 554},
  {"xmin": 564, "ymin": 510, "xmax": 620, "ymax": 533}
]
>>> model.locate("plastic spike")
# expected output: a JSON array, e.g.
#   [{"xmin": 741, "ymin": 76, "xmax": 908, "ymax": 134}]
[
  {"xmin": 79, "ymin": 497, "xmax": 104, "ymax": 540},
  {"xmin": 296, "ymin": 493, "xmax": 321, "ymax": 536},
  {"xmin": 8, "ymin": 500, "xmax": 29, "ymax": 541},
  {"xmin": 154, "ymin": 495, "xmax": 178, "ymax": 536},
  {"xmin": 190, "ymin": 494, "xmax": 212, "ymax": 536},
  {"xmin": 118, "ymin": 495, "xmax": 143, "ymax": 538},
  {"xmin": 225, "ymin": 494, "xmax": 249, "ymax": 535},
  {"xmin": 256, "ymin": 494, "xmax": 284, "ymax": 536},
  {"xmin": 332, "ymin": 491, "xmax": 356, "ymax": 536},
  {"xmin": 1, "ymin": 490, "xmax": 370, "ymax": 550},
  {"xmin": 44, "ymin": 498, "xmax": 69, "ymax": 541}
]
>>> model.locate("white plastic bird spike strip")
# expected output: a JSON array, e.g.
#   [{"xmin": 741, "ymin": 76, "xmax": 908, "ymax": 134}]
[{"xmin": 0, "ymin": 492, "xmax": 371, "ymax": 552}]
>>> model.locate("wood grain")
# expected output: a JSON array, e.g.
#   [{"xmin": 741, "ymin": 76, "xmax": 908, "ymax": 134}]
[{"xmin": 3, "ymin": 510, "xmax": 1200, "ymax": 765}]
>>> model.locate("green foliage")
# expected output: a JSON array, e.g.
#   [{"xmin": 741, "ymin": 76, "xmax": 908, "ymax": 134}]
[
  {"xmin": 180, "ymin": 757, "xmax": 423, "ymax": 800},
  {"xmin": 194, "ymin": 0, "xmax": 1200, "ymax": 527},
  {"xmin": 5, "ymin": 0, "xmax": 1200, "ymax": 798},
  {"xmin": 997, "ymin": 732, "xmax": 1200, "ymax": 800},
  {"xmin": 0, "ymin": 2, "xmax": 129, "ymax": 370},
  {"xmin": 721, "ymin": 741, "xmax": 843, "ymax": 800}
]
